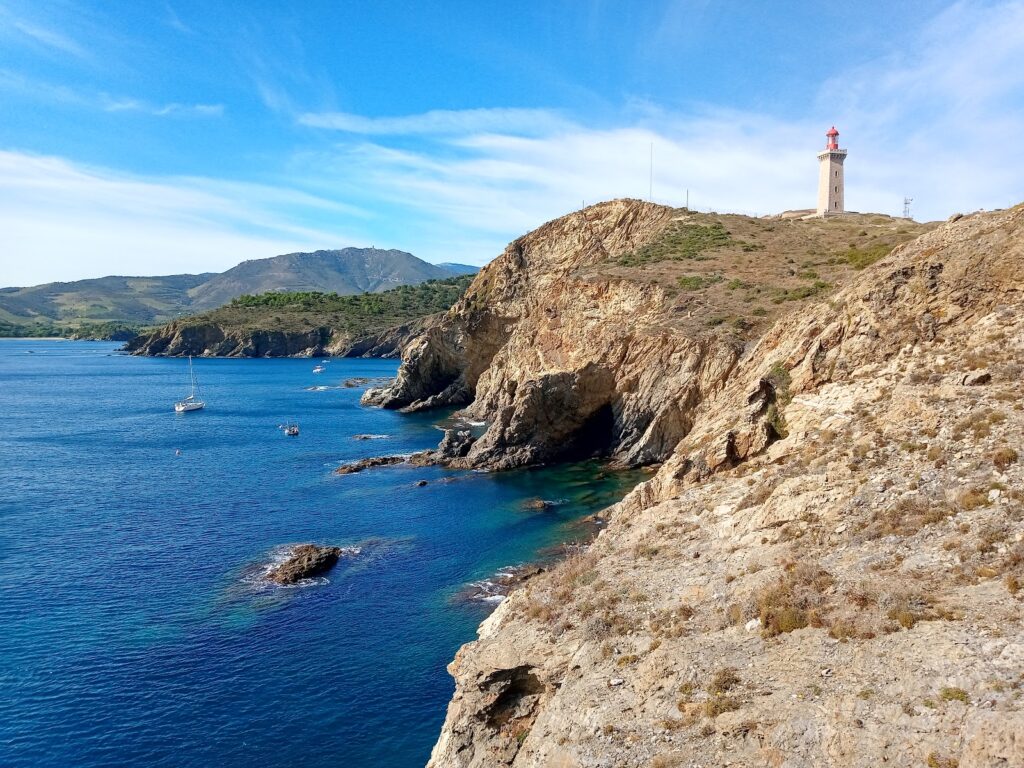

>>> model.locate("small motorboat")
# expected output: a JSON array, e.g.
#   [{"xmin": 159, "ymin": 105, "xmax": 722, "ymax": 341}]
[
  {"xmin": 312, "ymin": 364, "xmax": 325, "ymax": 374},
  {"xmin": 281, "ymin": 421, "xmax": 299, "ymax": 436}
]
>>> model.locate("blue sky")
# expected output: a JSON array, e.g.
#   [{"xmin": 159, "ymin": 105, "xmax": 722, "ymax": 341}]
[{"xmin": 1, "ymin": 0, "xmax": 1022, "ymax": 285}]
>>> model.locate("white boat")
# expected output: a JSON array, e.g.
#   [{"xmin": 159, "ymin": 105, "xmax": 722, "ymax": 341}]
[
  {"xmin": 174, "ymin": 356, "xmax": 206, "ymax": 412},
  {"xmin": 312, "ymin": 364, "xmax": 326, "ymax": 374}
]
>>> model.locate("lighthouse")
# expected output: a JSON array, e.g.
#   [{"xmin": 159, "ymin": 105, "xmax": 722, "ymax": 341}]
[{"xmin": 816, "ymin": 126, "xmax": 847, "ymax": 216}]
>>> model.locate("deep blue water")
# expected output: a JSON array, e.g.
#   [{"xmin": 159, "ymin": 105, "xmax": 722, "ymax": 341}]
[{"xmin": 0, "ymin": 340, "xmax": 641, "ymax": 768}]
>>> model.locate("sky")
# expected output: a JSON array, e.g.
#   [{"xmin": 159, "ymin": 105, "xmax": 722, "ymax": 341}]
[{"xmin": 1, "ymin": 0, "xmax": 1022, "ymax": 286}]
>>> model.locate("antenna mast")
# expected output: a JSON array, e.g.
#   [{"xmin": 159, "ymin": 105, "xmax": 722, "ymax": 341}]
[
  {"xmin": 903, "ymin": 197, "xmax": 913, "ymax": 219},
  {"xmin": 649, "ymin": 142, "xmax": 653, "ymax": 201}
]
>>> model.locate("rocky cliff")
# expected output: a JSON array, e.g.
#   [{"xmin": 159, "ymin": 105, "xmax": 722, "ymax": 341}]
[
  {"xmin": 364, "ymin": 200, "xmax": 934, "ymax": 471},
  {"xmin": 123, "ymin": 314, "xmax": 432, "ymax": 358},
  {"xmin": 125, "ymin": 274, "xmax": 473, "ymax": 358},
  {"xmin": 397, "ymin": 201, "xmax": 1023, "ymax": 766},
  {"xmin": 366, "ymin": 200, "xmax": 742, "ymax": 469}
]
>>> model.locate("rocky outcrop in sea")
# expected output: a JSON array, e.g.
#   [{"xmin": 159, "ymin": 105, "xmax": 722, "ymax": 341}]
[{"xmin": 267, "ymin": 544, "xmax": 345, "ymax": 585}]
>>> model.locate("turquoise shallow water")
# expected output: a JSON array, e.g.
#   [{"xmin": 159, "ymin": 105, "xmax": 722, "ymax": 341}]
[{"xmin": 0, "ymin": 340, "xmax": 642, "ymax": 767}]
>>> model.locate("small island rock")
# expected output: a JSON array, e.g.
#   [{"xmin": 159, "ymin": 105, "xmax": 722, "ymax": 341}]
[{"xmin": 269, "ymin": 544, "xmax": 343, "ymax": 584}]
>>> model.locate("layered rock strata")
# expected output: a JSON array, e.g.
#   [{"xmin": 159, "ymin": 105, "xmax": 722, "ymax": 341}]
[
  {"xmin": 426, "ymin": 204, "xmax": 1024, "ymax": 766},
  {"xmin": 364, "ymin": 200, "xmax": 743, "ymax": 470}
]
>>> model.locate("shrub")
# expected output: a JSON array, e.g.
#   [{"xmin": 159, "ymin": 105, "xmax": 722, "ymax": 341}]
[
  {"xmin": 618, "ymin": 222, "xmax": 733, "ymax": 265},
  {"xmin": 678, "ymin": 274, "xmax": 722, "ymax": 290},
  {"xmin": 709, "ymin": 668, "xmax": 740, "ymax": 694},
  {"xmin": 991, "ymin": 446, "xmax": 1019, "ymax": 471},
  {"xmin": 703, "ymin": 695, "xmax": 741, "ymax": 718},
  {"xmin": 772, "ymin": 280, "xmax": 831, "ymax": 303},
  {"xmin": 957, "ymin": 488, "xmax": 989, "ymax": 511},
  {"xmin": 927, "ymin": 753, "xmax": 958, "ymax": 768},
  {"xmin": 755, "ymin": 564, "xmax": 833, "ymax": 637},
  {"xmin": 939, "ymin": 686, "xmax": 969, "ymax": 704},
  {"xmin": 843, "ymin": 243, "xmax": 893, "ymax": 269},
  {"xmin": 866, "ymin": 495, "xmax": 954, "ymax": 538},
  {"xmin": 1006, "ymin": 575, "xmax": 1020, "ymax": 595}
]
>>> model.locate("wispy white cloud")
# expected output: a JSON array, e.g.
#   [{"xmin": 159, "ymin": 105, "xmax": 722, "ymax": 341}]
[
  {"xmin": 0, "ymin": 151, "xmax": 367, "ymax": 286},
  {"xmin": 0, "ymin": 69, "xmax": 225, "ymax": 118},
  {"xmin": 298, "ymin": 107, "xmax": 570, "ymax": 136},
  {"xmin": 0, "ymin": 2, "xmax": 94, "ymax": 61},
  {"xmin": 11, "ymin": 18, "xmax": 87, "ymax": 57},
  {"xmin": 164, "ymin": 3, "xmax": 194, "ymax": 35},
  {"xmin": 100, "ymin": 96, "xmax": 224, "ymax": 117}
]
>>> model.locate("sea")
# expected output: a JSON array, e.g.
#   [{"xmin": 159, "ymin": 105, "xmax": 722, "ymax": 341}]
[{"xmin": 0, "ymin": 340, "xmax": 643, "ymax": 768}]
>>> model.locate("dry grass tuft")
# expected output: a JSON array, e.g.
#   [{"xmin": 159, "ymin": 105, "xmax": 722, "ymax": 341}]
[
  {"xmin": 865, "ymin": 495, "xmax": 954, "ymax": 538},
  {"xmin": 708, "ymin": 667, "xmax": 740, "ymax": 695},
  {"xmin": 755, "ymin": 564, "xmax": 833, "ymax": 637},
  {"xmin": 703, "ymin": 695, "xmax": 741, "ymax": 718},
  {"xmin": 991, "ymin": 446, "xmax": 1019, "ymax": 471}
]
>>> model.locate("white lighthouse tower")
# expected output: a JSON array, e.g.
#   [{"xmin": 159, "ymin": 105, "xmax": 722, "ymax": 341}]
[{"xmin": 816, "ymin": 126, "xmax": 847, "ymax": 216}]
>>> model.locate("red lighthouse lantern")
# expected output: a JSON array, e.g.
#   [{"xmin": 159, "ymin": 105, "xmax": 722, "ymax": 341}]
[{"xmin": 826, "ymin": 126, "xmax": 840, "ymax": 150}]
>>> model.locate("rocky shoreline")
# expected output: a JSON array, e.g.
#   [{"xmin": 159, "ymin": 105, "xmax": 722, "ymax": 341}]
[
  {"xmin": 123, "ymin": 317, "xmax": 431, "ymax": 358},
  {"xmin": 364, "ymin": 200, "xmax": 1024, "ymax": 767}
]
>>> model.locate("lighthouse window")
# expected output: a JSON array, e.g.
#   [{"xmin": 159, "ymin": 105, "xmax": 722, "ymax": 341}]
[
  {"xmin": 835, "ymin": 171, "xmax": 839, "ymax": 177},
  {"xmin": 834, "ymin": 185, "xmax": 838, "ymax": 192}
]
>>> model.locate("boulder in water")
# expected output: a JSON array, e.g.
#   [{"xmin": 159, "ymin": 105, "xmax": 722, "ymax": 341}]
[
  {"xmin": 335, "ymin": 455, "xmax": 405, "ymax": 474},
  {"xmin": 269, "ymin": 544, "xmax": 342, "ymax": 584}
]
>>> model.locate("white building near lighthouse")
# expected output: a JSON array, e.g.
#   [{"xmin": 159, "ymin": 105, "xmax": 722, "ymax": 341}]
[{"xmin": 816, "ymin": 126, "xmax": 847, "ymax": 216}]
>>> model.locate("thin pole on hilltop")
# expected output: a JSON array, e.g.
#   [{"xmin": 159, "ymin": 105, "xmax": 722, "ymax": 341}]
[{"xmin": 649, "ymin": 142, "xmax": 653, "ymax": 202}]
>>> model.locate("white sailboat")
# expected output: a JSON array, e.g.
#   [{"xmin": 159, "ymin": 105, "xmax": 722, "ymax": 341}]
[{"xmin": 174, "ymin": 355, "xmax": 206, "ymax": 413}]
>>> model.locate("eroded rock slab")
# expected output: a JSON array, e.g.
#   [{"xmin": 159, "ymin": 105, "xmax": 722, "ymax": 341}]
[
  {"xmin": 268, "ymin": 544, "xmax": 342, "ymax": 585},
  {"xmin": 335, "ymin": 455, "xmax": 407, "ymax": 474}
]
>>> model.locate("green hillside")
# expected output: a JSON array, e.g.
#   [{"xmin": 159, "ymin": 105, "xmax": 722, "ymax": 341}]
[
  {"xmin": 125, "ymin": 274, "xmax": 474, "ymax": 356},
  {"xmin": 211, "ymin": 274, "xmax": 473, "ymax": 337},
  {"xmin": 1, "ymin": 249, "xmax": 478, "ymax": 338}
]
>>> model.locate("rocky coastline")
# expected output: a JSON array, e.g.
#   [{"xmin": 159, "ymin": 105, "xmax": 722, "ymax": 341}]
[
  {"xmin": 364, "ymin": 200, "xmax": 1024, "ymax": 767},
  {"xmin": 123, "ymin": 316, "xmax": 433, "ymax": 358}
]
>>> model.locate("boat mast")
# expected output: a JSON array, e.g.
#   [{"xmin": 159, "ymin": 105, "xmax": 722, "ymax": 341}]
[{"xmin": 188, "ymin": 355, "xmax": 199, "ymax": 398}]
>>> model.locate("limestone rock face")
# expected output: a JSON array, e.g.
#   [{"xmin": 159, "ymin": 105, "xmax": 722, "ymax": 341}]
[
  {"xmin": 364, "ymin": 199, "xmax": 741, "ymax": 469},
  {"xmin": 428, "ymin": 204, "xmax": 1024, "ymax": 767}
]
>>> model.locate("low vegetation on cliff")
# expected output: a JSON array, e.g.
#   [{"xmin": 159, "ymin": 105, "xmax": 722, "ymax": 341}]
[
  {"xmin": 126, "ymin": 274, "xmax": 473, "ymax": 357},
  {"xmin": 604, "ymin": 209, "xmax": 935, "ymax": 338}
]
